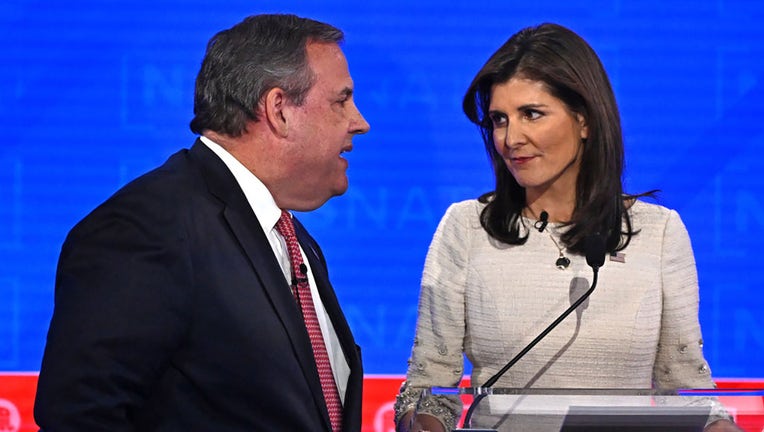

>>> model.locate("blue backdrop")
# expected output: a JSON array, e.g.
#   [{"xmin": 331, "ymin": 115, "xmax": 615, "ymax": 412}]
[{"xmin": 1, "ymin": 0, "xmax": 763, "ymax": 378}]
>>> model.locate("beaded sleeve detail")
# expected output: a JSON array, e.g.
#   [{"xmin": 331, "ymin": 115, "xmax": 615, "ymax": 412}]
[{"xmin": 393, "ymin": 381, "xmax": 457, "ymax": 431}]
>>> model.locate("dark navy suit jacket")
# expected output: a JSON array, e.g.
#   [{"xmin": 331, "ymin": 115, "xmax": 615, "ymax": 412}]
[{"xmin": 35, "ymin": 140, "xmax": 363, "ymax": 431}]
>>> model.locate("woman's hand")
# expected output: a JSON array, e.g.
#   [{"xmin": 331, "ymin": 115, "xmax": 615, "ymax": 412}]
[
  {"xmin": 396, "ymin": 411, "xmax": 447, "ymax": 432},
  {"xmin": 704, "ymin": 419, "xmax": 744, "ymax": 432}
]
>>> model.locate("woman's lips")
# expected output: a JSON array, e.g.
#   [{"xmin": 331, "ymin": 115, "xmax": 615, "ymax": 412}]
[{"xmin": 511, "ymin": 156, "xmax": 535, "ymax": 165}]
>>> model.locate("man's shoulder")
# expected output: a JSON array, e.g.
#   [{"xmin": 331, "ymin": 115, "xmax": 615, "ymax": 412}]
[
  {"xmin": 67, "ymin": 148, "xmax": 202, "ymax": 234},
  {"xmin": 118, "ymin": 148, "xmax": 197, "ymax": 194}
]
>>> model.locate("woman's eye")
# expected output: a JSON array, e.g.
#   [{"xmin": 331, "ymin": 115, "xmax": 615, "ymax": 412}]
[
  {"xmin": 523, "ymin": 109, "xmax": 542, "ymax": 120},
  {"xmin": 489, "ymin": 112, "xmax": 507, "ymax": 127}
]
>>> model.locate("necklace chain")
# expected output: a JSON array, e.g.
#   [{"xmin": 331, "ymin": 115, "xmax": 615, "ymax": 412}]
[
  {"xmin": 547, "ymin": 230, "xmax": 571, "ymax": 270},
  {"xmin": 526, "ymin": 207, "xmax": 571, "ymax": 270}
]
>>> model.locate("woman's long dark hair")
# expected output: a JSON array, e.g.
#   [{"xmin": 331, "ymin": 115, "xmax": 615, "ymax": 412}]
[{"xmin": 463, "ymin": 23, "xmax": 648, "ymax": 254}]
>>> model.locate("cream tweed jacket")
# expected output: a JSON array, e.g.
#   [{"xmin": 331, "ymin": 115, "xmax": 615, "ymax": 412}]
[{"xmin": 395, "ymin": 199, "xmax": 727, "ymax": 431}]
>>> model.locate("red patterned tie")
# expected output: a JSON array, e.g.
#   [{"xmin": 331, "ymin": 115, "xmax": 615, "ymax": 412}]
[{"xmin": 275, "ymin": 210, "xmax": 343, "ymax": 432}]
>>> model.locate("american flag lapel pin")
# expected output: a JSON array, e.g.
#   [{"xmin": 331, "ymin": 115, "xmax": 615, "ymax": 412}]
[{"xmin": 609, "ymin": 251, "xmax": 626, "ymax": 263}]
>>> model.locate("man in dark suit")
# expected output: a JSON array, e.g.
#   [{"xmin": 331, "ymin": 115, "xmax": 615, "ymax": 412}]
[{"xmin": 34, "ymin": 14, "xmax": 369, "ymax": 431}]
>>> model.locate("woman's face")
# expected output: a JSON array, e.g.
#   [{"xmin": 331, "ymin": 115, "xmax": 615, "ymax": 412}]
[{"xmin": 488, "ymin": 77, "xmax": 588, "ymax": 199}]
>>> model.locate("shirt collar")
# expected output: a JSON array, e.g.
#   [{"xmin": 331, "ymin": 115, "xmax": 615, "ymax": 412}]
[{"xmin": 199, "ymin": 135, "xmax": 282, "ymax": 233}]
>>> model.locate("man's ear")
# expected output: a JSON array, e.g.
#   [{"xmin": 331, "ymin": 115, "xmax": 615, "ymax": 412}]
[{"xmin": 263, "ymin": 87, "xmax": 289, "ymax": 137}]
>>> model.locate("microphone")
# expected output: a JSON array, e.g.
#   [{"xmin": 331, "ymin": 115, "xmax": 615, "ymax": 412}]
[
  {"xmin": 458, "ymin": 233, "xmax": 607, "ymax": 430},
  {"xmin": 292, "ymin": 263, "xmax": 309, "ymax": 286},
  {"xmin": 585, "ymin": 233, "xmax": 606, "ymax": 269},
  {"xmin": 534, "ymin": 211, "xmax": 549, "ymax": 232}
]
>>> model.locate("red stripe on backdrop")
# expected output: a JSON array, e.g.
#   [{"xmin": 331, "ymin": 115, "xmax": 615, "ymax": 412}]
[
  {"xmin": 2, "ymin": 374, "xmax": 763, "ymax": 431},
  {"xmin": 361, "ymin": 375, "xmax": 472, "ymax": 431},
  {"xmin": 0, "ymin": 373, "xmax": 38, "ymax": 432}
]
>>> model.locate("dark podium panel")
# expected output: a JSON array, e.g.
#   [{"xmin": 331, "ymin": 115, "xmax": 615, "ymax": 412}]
[{"xmin": 560, "ymin": 405, "xmax": 709, "ymax": 432}]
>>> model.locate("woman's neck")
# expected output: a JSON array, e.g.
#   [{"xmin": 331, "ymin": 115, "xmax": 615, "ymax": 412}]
[{"xmin": 525, "ymin": 194, "xmax": 575, "ymax": 223}]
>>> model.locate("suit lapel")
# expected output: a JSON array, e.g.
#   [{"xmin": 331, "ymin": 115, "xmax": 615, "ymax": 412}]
[
  {"xmin": 293, "ymin": 217, "xmax": 364, "ymax": 430},
  {"xmin": 188, "ymin": 141, "xmax": 332, "ymax": 430}
]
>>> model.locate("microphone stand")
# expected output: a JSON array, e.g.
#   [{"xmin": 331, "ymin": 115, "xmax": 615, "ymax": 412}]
[{"xmin": 457, "ymin": 234, "xmax": 606, "ymax": 431}]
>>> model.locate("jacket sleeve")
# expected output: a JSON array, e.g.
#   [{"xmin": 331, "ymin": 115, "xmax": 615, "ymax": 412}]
[
  {"xmin": 652, "ymin": 209, "xmax": 732, "ymax": 424},
  {"xmin": 394, "ymin": 203, "xmax": 470, "ymax": 431}
]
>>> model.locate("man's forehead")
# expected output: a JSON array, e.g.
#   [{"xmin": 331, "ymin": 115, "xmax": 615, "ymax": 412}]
[
  {"xmin": 306, "ymin": 42, "xmax": 353, "ymax": 93},
  {"xmin": 306, "ymin": 41, "xmax": 345, "ymax": 64}
]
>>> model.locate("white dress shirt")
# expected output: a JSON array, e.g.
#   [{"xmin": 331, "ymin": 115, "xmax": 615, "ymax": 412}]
[{"xmin": 200, "ymin": 136, "xmax": 350, "ymax": 402}]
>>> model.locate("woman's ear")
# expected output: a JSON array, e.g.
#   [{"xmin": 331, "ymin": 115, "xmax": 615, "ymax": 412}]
[
  {"xmin": 577, "ymin": 113, "xmax": 588, "ymax": 140},
  {"xmin": 262, "ymin": 87, "xmax": 289, "ymax": 137}
]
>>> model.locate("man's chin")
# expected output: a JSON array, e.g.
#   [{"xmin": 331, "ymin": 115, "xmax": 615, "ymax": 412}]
[
  {"xmin": 294, "ymin": 184, "xmax": 348, "ymax": 212},
  {"xmin": 334, "ymin": 182, "xmax": 349, "ymax": 196},
  {"xmin": 330, "ymin": 176, "xmax": 350, "ymax": 197}
]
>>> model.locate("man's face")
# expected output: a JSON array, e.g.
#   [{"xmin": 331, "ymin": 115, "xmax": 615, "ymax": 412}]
[{"xmin": 278, "ymin": 42, "xmax": 370, "ymax": 211}]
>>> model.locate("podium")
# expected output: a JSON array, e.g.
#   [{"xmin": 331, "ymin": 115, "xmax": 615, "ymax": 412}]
[{"xmin": 415, "ymin": 386, "xmax": 764, "ymax": 432}]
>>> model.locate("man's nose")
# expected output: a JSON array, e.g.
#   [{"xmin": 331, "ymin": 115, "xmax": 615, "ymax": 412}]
[{"xmin": 351, "ymin": 102, "xmax": 370, "ymax": 135}]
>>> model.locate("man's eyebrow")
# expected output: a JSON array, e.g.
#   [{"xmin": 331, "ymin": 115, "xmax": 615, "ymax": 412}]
[{"xmin": 339, "ymin": 87, "xmax": 354, "ymax": 98}]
